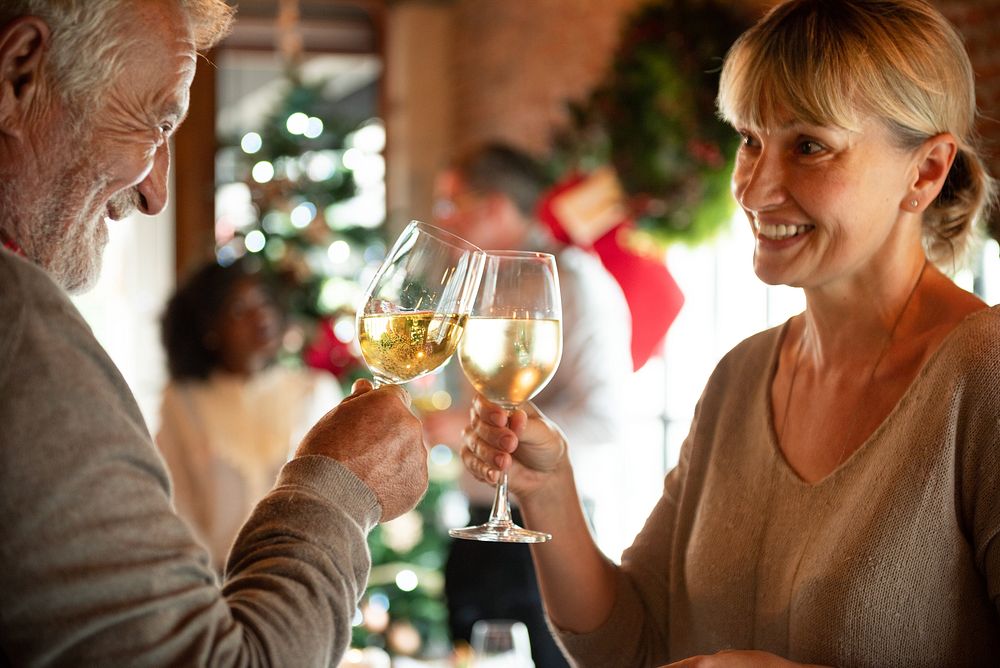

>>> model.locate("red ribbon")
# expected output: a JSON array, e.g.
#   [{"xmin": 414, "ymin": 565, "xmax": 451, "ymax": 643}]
[
  {"xmin": 537, "ymin": 175, "xmax": 684, "ymax": 372},
  {"xmin": 1, "ymin": 233, "xmax": 24, "ymax": 257}
]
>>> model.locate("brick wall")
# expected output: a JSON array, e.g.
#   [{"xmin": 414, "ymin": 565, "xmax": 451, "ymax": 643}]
[
  {"xmin": 447, "ymin": 0, "xmax": 1000, "ymax": 182},
  {"xmin": 386, "ymin": 1, "xmax": 1000, "ymax": 226},
  {"xmin": 449, "ymin": 0, "xmax": 645, "ymax": 157},
  {"xmin": 938, "ymin": 0, "xmax": 1000, "ymax": 217},
  {"xmin": 448, "ymin": 0, "xmax": 763, "ymax": 156}
]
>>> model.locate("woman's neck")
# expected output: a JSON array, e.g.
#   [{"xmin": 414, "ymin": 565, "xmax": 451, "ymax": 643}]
[{"xmin": 796, "ymin": 254, "xmax": 931, "ymax": 369}]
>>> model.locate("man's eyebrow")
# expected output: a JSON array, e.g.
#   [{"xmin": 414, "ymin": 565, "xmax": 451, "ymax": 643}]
[{"xmin": 160, "ymin": 103, "xmax": 188, "ymax": 126}]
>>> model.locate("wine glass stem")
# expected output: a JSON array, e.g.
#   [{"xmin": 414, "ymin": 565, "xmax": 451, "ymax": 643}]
[
  {"xmin": 486, "ymin": 407, "xmax": 515, "ymax": 526},
  {"xmin": 487, "ymin": 470, "xmax": 514, "ymax": 525}
]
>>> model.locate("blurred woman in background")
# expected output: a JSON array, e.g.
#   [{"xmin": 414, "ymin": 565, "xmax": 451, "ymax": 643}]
[{"xmin": 157, "ymin": 258, "xmax": 340, "ymax": 572}]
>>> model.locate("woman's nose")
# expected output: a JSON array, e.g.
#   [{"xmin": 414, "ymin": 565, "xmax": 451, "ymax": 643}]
[{"xmin": 733, "ymin": 149, "xmax": 786, "ymax": 214}]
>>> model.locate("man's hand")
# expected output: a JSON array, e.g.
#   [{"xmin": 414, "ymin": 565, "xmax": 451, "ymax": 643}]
[{"xmin": 295, "ymin": 379, "xmax": 428, "ymax": 521}]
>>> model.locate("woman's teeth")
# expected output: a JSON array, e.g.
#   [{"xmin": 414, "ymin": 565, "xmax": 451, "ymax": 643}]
[{"xmin": 758, "ymin": 223, "xmax": 813, "ymax": 240}]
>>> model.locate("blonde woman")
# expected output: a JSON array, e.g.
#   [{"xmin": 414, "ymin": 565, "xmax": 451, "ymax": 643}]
[{"xmin": 461, "ymin": 0, "xmax": 999, "ymax": 665}]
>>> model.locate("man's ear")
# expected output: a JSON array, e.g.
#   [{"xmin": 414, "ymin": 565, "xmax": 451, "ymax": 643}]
[
  {"xmin": 0, "ymin": 16, "xmax": 51, "ymax": 138},
  {"xmin": 487, "ymin": 191, "xmax": 526, "ymax": 225},
  {"xmin": 904, "ymin": 132, "xmax": 958, "ymax": 213}
]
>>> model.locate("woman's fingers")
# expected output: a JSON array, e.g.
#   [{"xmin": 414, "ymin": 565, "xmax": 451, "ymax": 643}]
[
  {"xmin": 464, "ymin": 394, "xmax": 566, "ymax": 483},
  {"xmin": 462, "ymin": 421, "xmax": 512, "ymax": 465},
  {"xmin": 460, "ymin": 437, "xmax": 501, "ymax": 483},
  {"xmin": 465, "ymin": 403, "xmax": 518, "ymax": 451},
  {"xmin": 472, "ymin": 394, "xmax": 511, "ymax": 427}
]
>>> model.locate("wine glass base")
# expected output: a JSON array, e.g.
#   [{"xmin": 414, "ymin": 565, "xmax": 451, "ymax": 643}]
[{"xmin": 449, "ymin": 520, "xmax": 551, "ymax": 543}]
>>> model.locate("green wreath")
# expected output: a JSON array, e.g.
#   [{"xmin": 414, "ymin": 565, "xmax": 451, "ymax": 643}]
[{"xmin": 552, "ymin": 0, "xmax": 752, "ymax": 246}]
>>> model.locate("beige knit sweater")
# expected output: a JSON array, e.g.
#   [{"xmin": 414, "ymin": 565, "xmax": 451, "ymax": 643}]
[
  {"xmin": 1, "ymin": 245, "xmax": 379, "ymax": 665},
  {"xmin": 557, "ymin": 308, "xmax": 1000, "ymax": 667}
]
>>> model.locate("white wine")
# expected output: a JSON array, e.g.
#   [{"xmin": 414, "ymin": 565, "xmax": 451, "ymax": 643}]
[
  {"xmin": 359, "ymin": 311, "xmax": 467, "ymax": 384},
  {"xmin": 459, "ymin": 317, "xmax": 562, "ymax": 408}
]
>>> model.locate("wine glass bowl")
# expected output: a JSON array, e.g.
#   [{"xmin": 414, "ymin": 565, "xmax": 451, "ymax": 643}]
[
  {"xmin": 449, "ymin": 251, "xmax": 562, "ymax": 543},
  {"xmin": 458, "ymin": 316, "xmax": 561, "ymax": 410},
  {"xmin": 357, "ymin": 221, "xmax": 484, "ymax": 387},
  {"xmin": 358, "ymin": 310, "xmax": 468, "ymax": 386}
]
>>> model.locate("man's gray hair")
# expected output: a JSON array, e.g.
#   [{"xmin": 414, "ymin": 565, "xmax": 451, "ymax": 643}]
[{"xmin": 0, "ymin": 0, "xmax": 234, "ymax": 115}]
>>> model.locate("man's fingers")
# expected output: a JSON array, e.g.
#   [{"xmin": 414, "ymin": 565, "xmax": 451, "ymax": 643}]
[
  {"xmin": 345, "ymin": 380, "xmax": 412, "ymax": 410},
  {"xmin": 507, "ymin": 408, "xmax": 529, "ymax": 434},
  {"xmin": 348, "ymin": 378, "xmax": 374, "ymax": 398},
  {"xmin": 377, "ymin": 382, "xmax": 412, "ymax": 409}
]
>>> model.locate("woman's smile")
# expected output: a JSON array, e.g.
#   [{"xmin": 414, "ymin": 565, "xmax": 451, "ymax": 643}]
[{"xmin": 755, "ymin": 221, "xmax": 815, "ymax": 242}]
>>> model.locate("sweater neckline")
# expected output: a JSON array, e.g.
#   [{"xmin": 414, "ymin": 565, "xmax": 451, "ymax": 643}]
[{"xmin": 763, "ymin": 305, "xmax": 993, "ymax": 488}]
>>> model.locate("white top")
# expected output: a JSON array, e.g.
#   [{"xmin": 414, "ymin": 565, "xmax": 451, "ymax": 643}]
[{"xmin": 156, "ymin": 365, "xmax": 341, "ymax": 569}]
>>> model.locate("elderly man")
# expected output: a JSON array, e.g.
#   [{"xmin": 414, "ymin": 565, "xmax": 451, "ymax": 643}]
[{"xmin": 0, "ymin": 1, "xmax": 427, "ymax": 665}]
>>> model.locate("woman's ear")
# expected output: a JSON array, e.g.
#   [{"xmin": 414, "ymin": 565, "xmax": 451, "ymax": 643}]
[
  {"xmin": 905, "ymin": 133, "xmax": 958, "ymax": 213},
  {"xmin": 0, "ymin": 17, "xmax": 51, "ymax": 139}
]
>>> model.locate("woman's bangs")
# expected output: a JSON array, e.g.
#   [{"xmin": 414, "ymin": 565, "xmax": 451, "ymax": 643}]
[{"xmin": 720, "ymin": 36, "xmax": 861, "ymax": 132}]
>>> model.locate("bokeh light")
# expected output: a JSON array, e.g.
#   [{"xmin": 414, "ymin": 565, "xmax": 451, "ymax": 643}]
[
  {"xmin": 304, "ymin": 116, "xmax": 324, "ymax": 139},
  {"xmin": 290, "ymin": 202, "xmax": 317, "ymax": 229},
  {"xmin": 251, "ymin": 161, "xmax": 274, "ymax": 183},
  {"xmin": 286, "ymin": 112, "xmax": 309, "ymax": 135},
  {"xmin": 327, "ymin": 239, "xmax": 351, "ymax": 264},
  {"xmin": 240, "ymin": 132, "xmax": 262, "ymax": 154},
  {"xmin": 244, "ymin": 230, "xmax": 266, "ymax": 253},
  {"xmin": 350, "ymin": 121, "xmax": 386, "ymax": 153},
  {"xmin": 395, "ymin": 569, "xmax": 418, "ymax": 592}
]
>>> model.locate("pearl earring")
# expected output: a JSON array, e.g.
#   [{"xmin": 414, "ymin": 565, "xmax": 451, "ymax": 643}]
[{"xmin": 910, "ymin": 199, "xmax": 919, "ymax": 208}]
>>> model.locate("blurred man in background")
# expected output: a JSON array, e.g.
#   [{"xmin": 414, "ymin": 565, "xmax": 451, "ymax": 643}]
[{"xmin": 428, "ymin": 142, "xmax": 634, "ymax": 667}]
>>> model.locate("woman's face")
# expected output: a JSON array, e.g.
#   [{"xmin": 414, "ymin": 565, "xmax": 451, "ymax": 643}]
[
  {"xmin": 215, "ymin": 278, "xmax": 282, "ymax": 376},
  {"xmin": 731, "ymin": 115, "xmax": 922, "ymax": 290}
]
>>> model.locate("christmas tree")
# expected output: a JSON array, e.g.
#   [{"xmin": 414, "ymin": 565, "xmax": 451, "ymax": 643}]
[{"xmin": 215, "ymin": 72, "xmax": 461, "ymax": 661}]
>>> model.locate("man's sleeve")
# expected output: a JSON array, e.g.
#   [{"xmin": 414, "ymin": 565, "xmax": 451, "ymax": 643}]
[{"xmin": 0, "ymin": 255, "xmax": 379, "ymax": 667}]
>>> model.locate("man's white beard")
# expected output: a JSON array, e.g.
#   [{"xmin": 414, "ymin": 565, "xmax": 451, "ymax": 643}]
[
  {"xmin": 24, "ymin": 173, "xmax": 107, "ymax": 294},
  {"xmin": 0, "ymin": 135, "xmax": 109, "ymax": 294},
  {"xmin": 51, "ymin": 207, "xmax": 107, "ymax": 294}
]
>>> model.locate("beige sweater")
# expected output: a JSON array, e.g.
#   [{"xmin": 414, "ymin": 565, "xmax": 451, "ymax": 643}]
[
  {"xmin": 1, "ymin": 247, "xmax": 378, "ymax": 665},
  {"xmin": 557, "ymin": 308, "xmax": 1000, "ymax": 667}
]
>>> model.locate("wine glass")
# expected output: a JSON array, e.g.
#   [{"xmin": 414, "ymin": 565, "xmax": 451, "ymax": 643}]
[
  {"xmin": 357, "ymin": 220, "xmax": 484, "ymax": 388},
  {"xmin": 449, "ymin": 251, "xmax": 562, "ymax": 543},
  {"xmin": 470, "ymin": 619, "xmax": 534, "ymax": 667}
]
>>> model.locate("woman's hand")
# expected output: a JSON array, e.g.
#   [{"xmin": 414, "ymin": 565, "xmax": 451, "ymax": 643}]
[
  {"xmin": 660, "ymin": 650, "xmax": 829, "ymax": 667},
  {"xmin": 461, "ymin": 394, "xmax": 569, "ymax": 500}
]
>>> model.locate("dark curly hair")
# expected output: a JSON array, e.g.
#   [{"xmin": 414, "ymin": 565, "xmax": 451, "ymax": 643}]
[{"xmin": 161, "ymin": 257, "xmax": 266, "ymax": 381}]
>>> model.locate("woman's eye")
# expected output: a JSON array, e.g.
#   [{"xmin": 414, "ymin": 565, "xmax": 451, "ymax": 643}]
[
  {"xmin": 798, "ymin": 140, "xmax": 824, "ymax": 155},
  {"xmin": 739, "ymin": 132, "xmax": 759, "ymax": 149}
]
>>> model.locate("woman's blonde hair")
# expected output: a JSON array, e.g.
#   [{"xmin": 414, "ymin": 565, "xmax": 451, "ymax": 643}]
[{"xmin": 717, "ymin": 0, "xmax": 995, "ymax": 267}]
